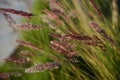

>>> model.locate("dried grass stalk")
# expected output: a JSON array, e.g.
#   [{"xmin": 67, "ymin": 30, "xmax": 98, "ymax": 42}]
[{"xmin": 2, "ymin": 13, "xmax": 15, "ymax": 27}]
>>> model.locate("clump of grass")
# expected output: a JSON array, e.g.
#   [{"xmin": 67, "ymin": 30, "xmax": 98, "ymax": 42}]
[{"xmin": 0, "ymin": 0, "xmax": 120, "ymax": 80}]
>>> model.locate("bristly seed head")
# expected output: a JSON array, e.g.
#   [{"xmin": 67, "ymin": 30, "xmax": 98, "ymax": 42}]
[
  {"xmin": 51, "ymin": 40, "xmax": 78, "ymax": 57},
  {"xmin": 90, "ymin": 22, "xmax": 115, "ymax": 46},
  {"xmin": 16, "ymin": 39, "xmax": 42, "ymax": 51},
  {"xmin": 49, "ymin": 0, "xmax": 64, "ymax": 13},
  {"xmin": 49, "ymin": 33, "xmax": 64, "ymax": 40},
  {"xmin": 0, "ymin": 8, "xmax": 35, "ymax": 19},
  {"xmin": 43, "ymin": 9, "xmax": 63, "ymax": 24},
  {"xmin": 90, "ymin": 22, "xmax": 105, "ymax": 34},
  {"xmin": 59, "ymin": 34, "xmax": 106, "ymax": 50},
  {"xmin": 14, "ymin": 23, "xmax": 42, "ymax": 31},
  {"xmin": 64, "ymin": 35, "xmax": 92, "ymax": 41},
  {"xmin": 89, "ymin": 0, "xmax": 104, "ymax": 18},
  {"xmin": 20, "ymin": 50, "xmax": 33, "ymax": 56},
  {"xmin": 5, "ymin": 56, "xmax": 28, "ymax": 64},
  {"xmin": 0, "ymin": 72, "xmax": 21, "ymax": 79},
  {"xmin": 25, "ymin": 62, "xmax": 61, "ymax": 73}
]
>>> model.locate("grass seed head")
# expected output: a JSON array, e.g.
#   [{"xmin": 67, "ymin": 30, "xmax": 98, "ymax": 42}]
[
  {"xmin": 16, "ymin": 40, "xmax": 42, "ymax": 51},
  {"xmin": 89, "ymin": 0, "xmax": 104, "ymax": 18},
  {"xmin": 14, "ymin": 23, "xmax": 42, "ymax": 31},
  {"xmin": 0, "ymin": 72, "xmax": 21, "ymax": 79},
  {"xmin": 25, "ymin": 62, "xmax": 60, "ymax": 73},
  {"xmin": 0, "ymin": 8, "xmax": 35, "ymax": 19}
]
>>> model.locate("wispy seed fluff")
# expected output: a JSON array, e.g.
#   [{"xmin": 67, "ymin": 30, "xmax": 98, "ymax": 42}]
[
  {"xmin": 25, "ymin": 62, "xmax": 61, "ymax": 73},
  {"xmin": 14, "ymin": 23, "xmax": 42, "ymax": 31}
]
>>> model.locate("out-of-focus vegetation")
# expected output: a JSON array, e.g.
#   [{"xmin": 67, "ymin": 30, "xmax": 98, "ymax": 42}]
[{"xmin": 0, "ymin": 0, "xmax": 120, "ymax": 80}]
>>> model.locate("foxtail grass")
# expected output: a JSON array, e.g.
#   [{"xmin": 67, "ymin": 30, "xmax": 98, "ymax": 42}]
[{"xmin": 0, "ymin": 0, "xmax": 120, "ymax": 80}]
